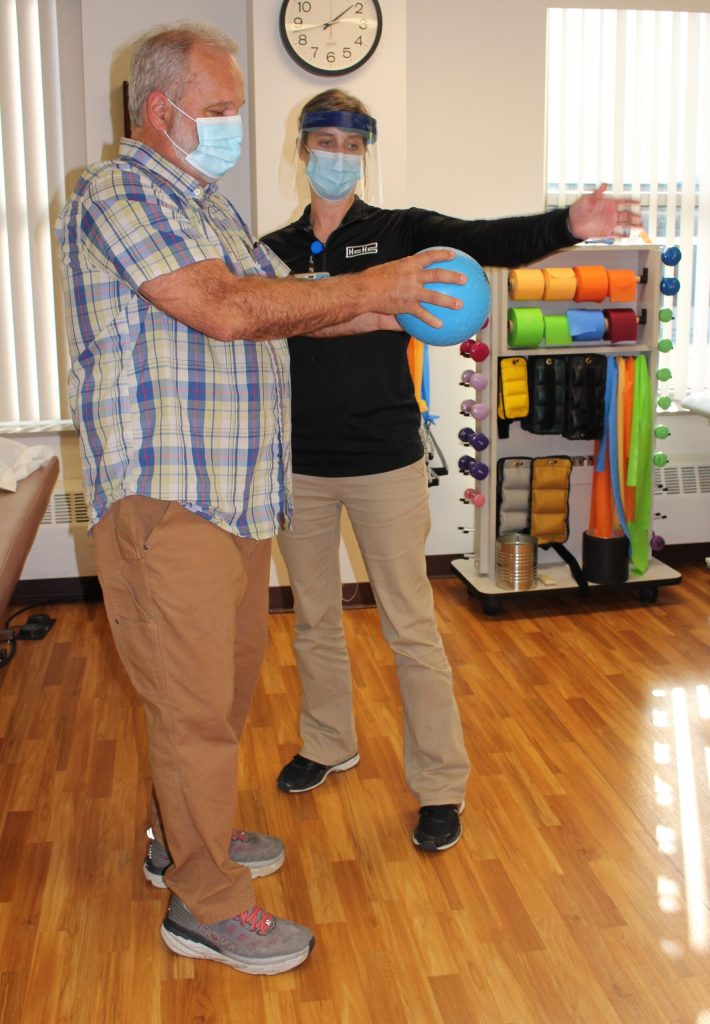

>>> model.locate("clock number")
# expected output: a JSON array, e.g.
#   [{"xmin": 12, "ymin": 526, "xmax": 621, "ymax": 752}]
[
  {"xmin": 327, "ymin": 51, "xmax": 335, "ymax": 63},
  {"xmin": 354, "ymin": 2, "xmax": 364, "ymax": 11},
  {"xmin": 354, "ymin": 35, "xmax": 363, "ymax": 46},
  {"xmin": 297, "ymin": 1, "xmax": 311, "ymax": 11},
  {"xmin": 342, "ymin": 47, "xmax": 352, "ymax": 59},
  {"xmin": 359, "ymin": 20, "xmax": 367, "ymax": 30},
  {"xmin": 293, "ymin": 16, "xmax": 302, "ymax": 25},
  {"xmin": 298, "ymin": 34, "xmax": 307, "ymax": 45},
  {"xmin": 310, "ymin": 47, "xmax": 319, "ymax": 59}
]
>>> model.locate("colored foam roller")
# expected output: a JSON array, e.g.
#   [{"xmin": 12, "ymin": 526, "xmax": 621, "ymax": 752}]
[
  {"xmin": 605, "ymin": 308, "xmax": 638, "ymax": 343},
  {"xmin": 543, "ymin": 314, "xmax": 572, "ymax": 346},
  {"xmin": 542, "ymin": 267, "xmax": 577, "ymax": 301},
  {"xmin": 606, "ymin": 268, "xmax": 637, "ymax": 303},
  {"xmin": 573, "ymin": 264, "xmax": 609, "ymax": 302},
  {"xmin": 566, "ymin": 308, "xmax": 606, "ymax": 341},
  {"xmin": 508, "ymin": 269, "xmax": 545, "ymax": 300},
  {"xmin": 508, "ymin": 307, "xmax": 544, "ymax": 348}
]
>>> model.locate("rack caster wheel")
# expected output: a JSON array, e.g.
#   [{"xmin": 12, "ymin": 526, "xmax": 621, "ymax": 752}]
[
  {"xmin": 639, "ymin": 584, "xmax": 658, "ymax": 604},
  {"xmin": 481, "ymin": 595, "xmax": 502, "ymax": 616}
]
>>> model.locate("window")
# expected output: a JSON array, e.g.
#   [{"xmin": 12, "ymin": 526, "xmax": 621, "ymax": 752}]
[
  {"xmin": 0, "ymin": 0, "xmax": 72, "ymax": 429},
  {"xmin": 546, "ymin": 8, "xmax": 710, "ymax": 400}
]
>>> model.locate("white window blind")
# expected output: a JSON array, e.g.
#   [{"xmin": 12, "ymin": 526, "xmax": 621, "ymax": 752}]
[
  {"xmin": 546, "ymin": 8, "xmax": 710, "ymax": 400},
  {"xmin": 0, "ymin": 0, "xmax": 69, "ymax": 428}
]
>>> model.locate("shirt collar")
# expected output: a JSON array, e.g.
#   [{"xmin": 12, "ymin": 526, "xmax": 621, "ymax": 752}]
[
  {"xmin": 118, "ymin": 137, "xmax": 220, "ymax": 201},
  {"xmin": 294, "ymin": 196, "xmax": 371, "ymax": 233}
]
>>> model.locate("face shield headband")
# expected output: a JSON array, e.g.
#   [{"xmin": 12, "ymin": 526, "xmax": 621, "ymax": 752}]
[{"xmin": 300, "ymin": 109, "xmax": 378, "ymax": 143}]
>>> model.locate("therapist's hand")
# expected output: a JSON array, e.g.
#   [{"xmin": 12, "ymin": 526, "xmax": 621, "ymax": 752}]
[{"xmin": 568, "ymin": 184, "xmax": 642, "ymax": 239}]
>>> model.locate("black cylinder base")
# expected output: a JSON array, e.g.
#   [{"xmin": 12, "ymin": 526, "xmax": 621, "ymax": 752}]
[{"xmin": 582, "ymin": 531, "xmax": 629, "ymax": 585}]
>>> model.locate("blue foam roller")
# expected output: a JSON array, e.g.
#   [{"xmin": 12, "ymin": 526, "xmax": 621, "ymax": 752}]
[{"xmin": 396, "ymin": 248, "xmax": 491, "ymax": 347}]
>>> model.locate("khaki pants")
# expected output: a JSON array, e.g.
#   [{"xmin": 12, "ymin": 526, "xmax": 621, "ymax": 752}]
[
  {"xmin": 278, "ymin": 460, "xmax": 471, "ymax": 806},
  {"xmin": 93, "ymin": 496, "xmax": 271, "ymax": 924}
]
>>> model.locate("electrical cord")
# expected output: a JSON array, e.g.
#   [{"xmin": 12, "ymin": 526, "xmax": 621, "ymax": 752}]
[{"xmin": 0, "ymin": 604, "xmax": 56, "ymax": 669}]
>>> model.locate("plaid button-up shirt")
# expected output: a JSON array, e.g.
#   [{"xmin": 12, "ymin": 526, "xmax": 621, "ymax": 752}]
[{"xmin": 56, "ymin": 138, "xmax": 291, "ymax": 539}]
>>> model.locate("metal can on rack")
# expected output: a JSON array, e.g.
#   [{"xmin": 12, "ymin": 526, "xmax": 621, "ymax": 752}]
[{"xmin": 495, "ymin": 533, "xmax": 538, "ymax": 591}]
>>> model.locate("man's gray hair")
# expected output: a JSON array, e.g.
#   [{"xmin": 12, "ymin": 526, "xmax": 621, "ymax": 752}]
[{"xmin": 129, "ymin": 22, "xmax": 239, "ymax": 128}]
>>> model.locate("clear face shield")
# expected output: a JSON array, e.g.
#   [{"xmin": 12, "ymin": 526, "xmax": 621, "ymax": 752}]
[{"xmin": 296, "ymin": 109, "xmax": 381, "ymax": 206}]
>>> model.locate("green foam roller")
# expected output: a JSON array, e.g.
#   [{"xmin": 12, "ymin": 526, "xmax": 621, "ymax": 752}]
[
  {"xmin": 508, "ymin": 307, "xmax": 544, "ymax": 349},
  {"xmin": 543, "ymin": 314, "xmax": 572, "ymax": 346}
]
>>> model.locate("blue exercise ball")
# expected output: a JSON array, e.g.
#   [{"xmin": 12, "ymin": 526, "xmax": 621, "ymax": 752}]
[{"xmin": 396, "ymin": 248, "xmax": 491, "ymax": 346}]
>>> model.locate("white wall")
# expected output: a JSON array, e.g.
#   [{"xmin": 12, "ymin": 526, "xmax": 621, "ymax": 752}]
[
  {"xmin": 80, "ymin": 0, "xmax": 252, "ymax": 219},
  {"xmin": 23, "ymin": 0, "xmax": 710, "ymax": 583}
]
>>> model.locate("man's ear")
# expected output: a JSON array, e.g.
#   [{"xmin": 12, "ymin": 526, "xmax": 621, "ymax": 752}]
[{"xmin": 144, "ymin": 91, "xmax": 170, "ymax": 132}]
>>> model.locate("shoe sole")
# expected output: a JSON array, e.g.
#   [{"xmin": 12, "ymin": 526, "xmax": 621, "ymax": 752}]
[
  {"xmin": 412, "ymin": 801, "xmax": 465, "ymax": 853},
  {"xmin": 412, "ymin": 825, "xmax": 463, "ymax": 852},
  {"xmin": 277, "ymin": 753, "xmax": 360, "ymax": 794},
  {"xmin": 144, "ymin": 849, "xmax": 285, "ymax": 889},
  {"xmin": 160, "ymin": 923, "xmax": 315, "ymax": 975}
]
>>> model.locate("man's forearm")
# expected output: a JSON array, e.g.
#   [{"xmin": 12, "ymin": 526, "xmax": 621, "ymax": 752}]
[{"xmin": 141, "ymin": 260, "xmax": 369, "ymax": 342}]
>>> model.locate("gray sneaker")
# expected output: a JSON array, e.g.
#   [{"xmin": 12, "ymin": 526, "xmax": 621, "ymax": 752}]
[
  {"xmin": 143, "ymin": 828, "xmax": 284, "ymax": 887},
  {"xmin": 161, "ymin": 895, "xmax": 315, "ymax": 975}
]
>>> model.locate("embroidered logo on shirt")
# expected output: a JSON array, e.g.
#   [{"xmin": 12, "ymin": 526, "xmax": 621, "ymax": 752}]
[{"xmin": 345, "ymin": 243, "xmax": 378, "ymax": 258}]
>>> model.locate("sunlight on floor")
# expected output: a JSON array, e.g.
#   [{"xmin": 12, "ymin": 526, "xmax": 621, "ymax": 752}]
[{"xmin": 652, "ymin": 686, "xmax": 709, "ymax": 963}]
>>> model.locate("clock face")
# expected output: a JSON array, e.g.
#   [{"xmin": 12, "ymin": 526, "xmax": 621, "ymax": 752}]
[{"xmin": 279, "ymin": 0, "xmax": 383, "ymax": 77}]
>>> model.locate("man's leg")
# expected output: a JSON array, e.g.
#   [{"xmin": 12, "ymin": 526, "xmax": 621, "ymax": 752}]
[
  {"xmin": 93, "ymin": 497, "xmax": 260, "ymax": 923},
  {"xmin": 342, "ymin": 461, "xmax": 471, "ymax": 809},
  {"xmin": 277, "ymin": 474, "xmax": 359, "ymax": 770}
]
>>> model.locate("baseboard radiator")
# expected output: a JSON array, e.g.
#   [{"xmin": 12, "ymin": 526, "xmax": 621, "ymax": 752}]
[{"xmin": 653, "ymin": 460, "xmax": 710, "ymax": 544}]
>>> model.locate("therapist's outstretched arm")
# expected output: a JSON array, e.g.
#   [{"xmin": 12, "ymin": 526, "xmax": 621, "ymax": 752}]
[{"xmin": 568, "ymin": 183, "xmax": 642, "ymax": 239}]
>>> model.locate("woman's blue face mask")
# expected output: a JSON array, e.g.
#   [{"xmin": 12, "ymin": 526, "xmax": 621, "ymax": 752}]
[
  {"xmin": 305, "ymin": 149, "xmax": 363, "ymax": 201},
  {"xmin": 165, "ymin": 98, "xmax": 243, "ymax": 181}
]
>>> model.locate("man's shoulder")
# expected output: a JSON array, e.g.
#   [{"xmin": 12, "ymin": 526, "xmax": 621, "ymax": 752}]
[{"xmin": 69, "ymin": 142, "xmax": 185, "ymax": 209}]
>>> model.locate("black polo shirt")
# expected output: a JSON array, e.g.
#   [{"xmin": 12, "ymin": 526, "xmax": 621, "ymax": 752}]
[{"xmin": 262, "ymin": 200, "xmax": 576, "ymax": 477}]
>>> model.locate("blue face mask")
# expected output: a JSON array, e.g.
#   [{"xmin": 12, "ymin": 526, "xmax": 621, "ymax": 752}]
[
  {"xmin": 306, "ymin": 149, "xmax": 363, "ymax": 201},
  {"xmin": 166, "ymin": 98, "xmax": 243, "ymax": 181}
]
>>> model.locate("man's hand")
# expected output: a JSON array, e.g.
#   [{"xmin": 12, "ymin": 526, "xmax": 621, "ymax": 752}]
[
  {"xmin": 360, "ymin": 248, "xmax": 465, "ymax": 328},
  {"xmin": 568, "ymin": 183, "xmax": 642, "ymax": 240}
]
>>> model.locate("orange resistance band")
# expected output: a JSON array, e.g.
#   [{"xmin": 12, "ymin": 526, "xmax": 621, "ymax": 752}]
[{"xmin": 407, "ymin": 337, "xmax": 428, "ymax": 413}]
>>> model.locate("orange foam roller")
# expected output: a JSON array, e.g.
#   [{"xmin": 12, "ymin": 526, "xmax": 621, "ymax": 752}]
[
  {"xmin": 607, "ymin": 268, "xmax": 637, "ymax": 302},
  {"xmin": 574, "ymin": 264, "xmax": 609, "ymax": 302},
  {"xmin": 542, "ymin": 267, "xmax": 576, "ymax": 301},
  {"xmin": 508, "ymin": 269, "xmax": 545, "ymax": 300}
]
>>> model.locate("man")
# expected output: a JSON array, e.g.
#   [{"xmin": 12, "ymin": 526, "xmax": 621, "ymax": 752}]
[
  {"xmin": 261, "ymin": 88, "xmax": 641, "ymax": 855},
  {"xmin": 55, "ymin": 24, "xmax": 462, "ymax": 976}
]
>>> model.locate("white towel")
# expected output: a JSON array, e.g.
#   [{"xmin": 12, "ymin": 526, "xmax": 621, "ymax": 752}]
[
  {"xmin": 0, "ymin": 437, "xmax": 55, "ymax": 492},
  {"xmin": 681, "ymin": 392, "xmax": 710, "ymax": 419}
]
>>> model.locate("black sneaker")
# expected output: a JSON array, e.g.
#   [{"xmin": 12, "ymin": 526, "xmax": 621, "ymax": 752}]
[
  {"xmin": 412, "ymin": 803, "xmax": 464, "ymax": 852},
  {"xmin": 276, "ymin": 752, "xmax": 360, "ymax": 793}
]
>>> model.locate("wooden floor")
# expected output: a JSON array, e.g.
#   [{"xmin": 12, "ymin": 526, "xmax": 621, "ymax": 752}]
[{"xmin": 1, "ymin": 567, "xmax": 709, "ymax": 1023}]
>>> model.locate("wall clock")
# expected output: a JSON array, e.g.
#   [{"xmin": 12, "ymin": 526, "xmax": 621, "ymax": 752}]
[{"xmin": 279, "ymin": 1, "xmax": 383, "ymax": 77}]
